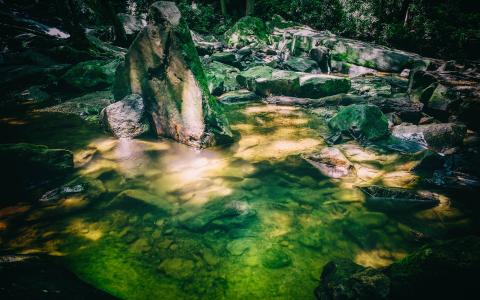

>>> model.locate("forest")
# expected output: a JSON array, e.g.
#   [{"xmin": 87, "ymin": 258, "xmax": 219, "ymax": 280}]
[{"xmin": 1, "ymin": 0, "xmax": 479, "ymax": 299}]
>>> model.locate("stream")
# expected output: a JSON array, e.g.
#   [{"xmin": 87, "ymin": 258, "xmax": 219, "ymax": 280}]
[{"xmin": 1, "ymin": 103, "xmax": 477, "ymax": 299}]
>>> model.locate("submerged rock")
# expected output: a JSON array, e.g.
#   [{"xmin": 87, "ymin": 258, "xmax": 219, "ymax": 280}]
[
  {"xmin": 113, "ymin": 1, "xmax": 232, "ymax": 148},
  {"xmin": 284, "ymin": 56, "xmax": 318, "ymax": 72},
  {"xmin": 310, "ymin": 46, "xmax": 331, "ymax": 73},
  {"xmin": 303, "ymin": 147, "xmax": 355, "ymax": 178},
  {"xmin": 101, "ymin": 94, "xmax": 150, "ymax": 138},
  {"xmin": 261, "ymin": 247, "xmax": 292, "ymax": 269},
  {"xmin": 359, "ymin": 186, "xmax": 439, "ymax": 212},
  {"xmin": 315, "ymin": 259, "xmax": 391, "ymax": 300},
  {"xmin": 328, "ymin": 104, "xmax": 390, "ymax": 141},
  {"xmin": 224, "ymin": 16, "xmax": 269, "ymax": 48},
  {"xmin": 158, "ymin": 258, "xmax": 195, "ymax": 280},
  {"xmin": 392, "ymin": 123, "xmax": 466, "ymax": 152},
  {"xmin": 181, "ymin": 200, "xmax": 256, "ymax": 232},
  {"xmin": 62, "ymin": 59, "xmax": 120, "ymax": 91}
]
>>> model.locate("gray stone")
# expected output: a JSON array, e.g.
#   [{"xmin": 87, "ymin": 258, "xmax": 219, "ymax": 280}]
[
  {"xmin": 101, "ymin": 94, "xmax": 150, "ymax": 138},
  {"xmin": 303, "ymin": 147, "xmax": 355, "ymax": 178}
]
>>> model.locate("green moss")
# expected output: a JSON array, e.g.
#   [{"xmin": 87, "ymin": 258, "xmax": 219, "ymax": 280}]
[
  {"xmin": 224, "ymin": 16, "xmax": 269, "ymax": 48},
  {"xmin": 62, "ymin": 59, "xmax": 121, "ymax": 91},
  {"xmin": 328, "ymin": 104, "xmax": 390, "ymax": 140}
]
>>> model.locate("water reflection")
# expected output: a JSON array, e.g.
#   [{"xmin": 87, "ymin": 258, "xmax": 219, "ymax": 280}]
[{"xmin": 1, "ymin": 103, "xmax": 476, "ymax": 300}]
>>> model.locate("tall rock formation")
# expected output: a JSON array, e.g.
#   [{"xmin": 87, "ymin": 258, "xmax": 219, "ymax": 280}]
[{"xmin": 114, "ymin": 1, "xmax": 232, "ymax": 148}]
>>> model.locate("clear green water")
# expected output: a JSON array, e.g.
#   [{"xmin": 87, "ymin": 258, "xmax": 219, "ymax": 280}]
[{"xmin": 1, "ymin": 104, "xmax": 475, "ymax": 299}]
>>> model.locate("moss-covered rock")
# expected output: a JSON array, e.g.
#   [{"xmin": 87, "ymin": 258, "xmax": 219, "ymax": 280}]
[
  {"xmin": 224, "ymin": 16, "xmax": 269, "ymax": 48},
  {"xmin": 203, "ymin": 61, "xmax": 240, "ymax": 95},
  {"xmin": 328, "ymin": 104, "xmax": 390, "ymax": 141},
  {"xmin": 261, "ymin": 247, "xmax": 292, "ymax": 269},
  {"xmin": 284, "ymin": 56, "xmax": 318, "ymax": 72},
  {"xmin": 237, "ymin": 66, "xmax": 350, "ymax": 98},
  {"xmin": 236, "ymin": 65, "xmax": 275, "ymax": 90},
  {"xmin": 297, "ymin": 74, "xmax": 351, "ymax": 98},
  {"xmin": 61, "ymin": 59, "xmax": 121, "ymax": 91},
  {"xmin": 113, "ymin": 1, "xmax": 232, "ymax": 148}
]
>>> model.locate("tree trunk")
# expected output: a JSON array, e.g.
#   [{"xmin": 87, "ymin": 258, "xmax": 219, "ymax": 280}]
[
  {"xmin": 220, "ymin": 0, "xmax": 228, "ymax": 16},
  {"xmin": 246, "ymin": 0, "xmax": 254, "ymax": 16}
]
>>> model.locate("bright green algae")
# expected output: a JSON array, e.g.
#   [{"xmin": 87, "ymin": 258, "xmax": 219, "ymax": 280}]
[{"xmin": 1, "ymin": 104, "xmax": 476, "ymax": 300}]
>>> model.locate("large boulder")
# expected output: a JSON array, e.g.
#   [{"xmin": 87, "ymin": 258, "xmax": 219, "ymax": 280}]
[
  {"xmin": 0, "ymin": 143, "xmax": 74, "ymax": 204},
  {"xmin": 271, "ymin": 28, "xmax": 429, "ymax": 72},
  {"xmin": 392, "ymin": 123, "xmax": 466, "ymax": 152},
  {"xmin": 224, "ymin": 16, "xmax": 269, "ymax": 48},
  {"xmin": 101, "ymin": 94, "xmax": 150, "ymax": 138},
  {"xmin": 117, "ymin": 13, "xmax": 146, "ymax": 42},
  {"xmin": 328, "ymin": 104, "xmax": 390, "ymax": 141},
  {"xmin": 408, "ymin": 64, "xmax": 480, "ymax": 129},
  {"xmin": 237, "ymin": 66, "xmax": 350, "ymax": 98},
  {"xmin": 284, "ymin": 56, "xmax": 318, "ymax": 72},
  {"xmin": 62, "ymin": 59, "xmax": 120, "ymax": 91},
  {"xmin": 113, "ymin": 1, "xmax": 232, "ymax": 148}
]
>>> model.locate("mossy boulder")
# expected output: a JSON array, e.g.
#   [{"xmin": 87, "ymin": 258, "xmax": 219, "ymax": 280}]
[
  {"xmin": 62, "ymin": 59, "xmax": 120, "ymax": 91},
  {"xmin": 113, "ymin": 1, "xmax": 232, "ymax": 148},
  {"xmin": 236, "ymin": 65, "xmax": 275, "ymax": 90},
  {"xmin": 203, "ymin": 61, "xmax": 240, "ymax": 95},
  {"xmin": 0, "ymin": 143, "xmax": 74, "ymax": 204},
  {"xmin": 297, "ymin": 74, "xmax": 351, "ymax": 98},
  {"xmin": 237, "ymin": 66, "xmax": 350, "ymax": 98},
  {"xmin": 328, "ymin": 104, "xmax": 390, "ymax": 141},
  {"xmin": 284, "ymin": 56, "xmax": 318, "ymax": 72},
  {"xmin": 224, "ymin": 16, "xmax": 269, "ymax": 48}
]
